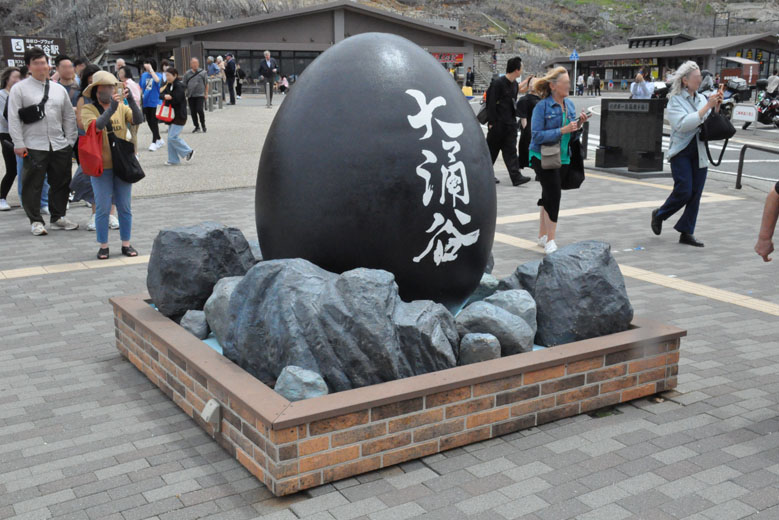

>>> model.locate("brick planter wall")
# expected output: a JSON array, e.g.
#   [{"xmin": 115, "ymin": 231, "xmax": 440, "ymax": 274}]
[{"xmin": 111, "ymin": 293, "xmax": 685, "ymax": 497}]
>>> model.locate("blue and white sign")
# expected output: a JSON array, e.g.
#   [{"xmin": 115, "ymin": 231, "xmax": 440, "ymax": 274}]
[{"xmin": 569, "ymin": 50, "xmax": 579, "ymax": 61}]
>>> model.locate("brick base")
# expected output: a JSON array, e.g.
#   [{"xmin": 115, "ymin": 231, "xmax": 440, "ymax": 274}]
[{"xmin": 111, "ymin": 294, "xmax": 684, "ymax": 496}]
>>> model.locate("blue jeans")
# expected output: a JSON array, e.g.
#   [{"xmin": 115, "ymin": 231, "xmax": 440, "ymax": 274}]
[
  {"xmin": 657, "ymin": 139, "xmax": 708, "ymax": 235},
  {"xmin": 90, "ymin": 169, "xmax": 132, "ymax": 244},
  {"xmin": 16, "ymin": 156, "xmax": 49, "ymax": 207},
  {"xmin": 167, "ymin": 124, "xmax": 192, "ymax": 164}
]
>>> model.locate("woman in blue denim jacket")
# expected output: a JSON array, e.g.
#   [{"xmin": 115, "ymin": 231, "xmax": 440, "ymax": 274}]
[
  {"xmin": 651, "ymin": 61, "xmax": 722, "ymax": 247},
  {"xmin": 529, "ymin": 67, "xmax": 589, "ymax": 254}
]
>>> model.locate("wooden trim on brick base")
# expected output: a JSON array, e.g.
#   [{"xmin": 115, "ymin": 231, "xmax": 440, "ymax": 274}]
[{"xmin": 111, "ymin": 293, "xmax": 685, "ymax": 496}]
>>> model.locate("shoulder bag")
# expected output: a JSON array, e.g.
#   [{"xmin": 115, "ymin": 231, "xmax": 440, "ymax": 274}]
[
  {"xmin": 18, "ymin": 80, "xmax": 49, "ymax": 124},
  {"xmin": 96, "ymin": 104, "xmax": 145, "ymax": 183},
  {"xmin": 78, "ymin": 119, "xmax": 104, "ymax": 177},
  {"xmin": 540, "ymin": 101, "xmax": 564, "ymax": 170},
  {"xmin": 686, "ymin": 94, "xmax": 736, "ymax": 167}
]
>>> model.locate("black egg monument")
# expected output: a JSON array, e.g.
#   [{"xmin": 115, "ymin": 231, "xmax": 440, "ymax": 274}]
[{"xmin": 256, "ymin": 33, "xmax": 497, "ymax": 311}]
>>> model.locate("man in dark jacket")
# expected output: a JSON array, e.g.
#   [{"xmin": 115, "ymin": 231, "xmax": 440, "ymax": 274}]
[
  {"xmin": 486, "ymin": 56, "xmax": 530, "ymax": 186},
  {"xmin": 258, "ymin": 50, "xmax": 279, "ymax": 108},
  {"xmin": 224, "ymin": 53, "xmax": 236, "ymax": 105},
  {"xmin": 465, "ymin": 67, "xmax": 475, "ymax": 87}
]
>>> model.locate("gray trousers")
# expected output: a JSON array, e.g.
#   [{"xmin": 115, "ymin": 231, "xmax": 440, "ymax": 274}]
[{"xmin": 265, "ymin": 81, "xmax": 273, "ymax": 107}]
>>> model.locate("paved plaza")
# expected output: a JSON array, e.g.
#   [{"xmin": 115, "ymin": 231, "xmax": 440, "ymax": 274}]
[{"xmin": 1, "ymin": 94, "xmax": 779, "ymax": 520}]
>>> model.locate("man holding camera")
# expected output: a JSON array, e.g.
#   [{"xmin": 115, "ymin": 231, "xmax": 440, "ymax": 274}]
[{"xmin": 8, "ymin": 47, "xmax": 78, "ymax": 235}]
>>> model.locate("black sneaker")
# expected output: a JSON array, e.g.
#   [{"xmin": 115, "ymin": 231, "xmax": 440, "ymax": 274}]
[
  {"xmin": 512, "ymin": 175, "xmax": 531, "ymax": 187},
  {"xmin": 186, "ymin": 150, "xmax": 195, "ymax": 162},
  {"xmin": 203, "ymin": 127, "xmax": 207, "ymax": 133},
  {"xmin": 193, "ymin": 127, "xmax": 201, "ymax": 133}
]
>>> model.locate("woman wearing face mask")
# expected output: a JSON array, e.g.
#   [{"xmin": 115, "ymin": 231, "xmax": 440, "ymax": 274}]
[
  {"xmin": 81, "ymin": 71, "xmax": 143, "ymax": 259},
  {"xmin": 650, "ymin": 61, "xmax": 723, "ymax": 247}
]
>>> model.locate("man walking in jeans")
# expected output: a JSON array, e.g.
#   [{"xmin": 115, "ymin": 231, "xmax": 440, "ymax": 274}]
[
  {"xmin": 183, "ymin": 57, "xmax": 208, "ymax": 133},
  {"xmin": 8, "ymin": 47, "xmax": 78, "ymax": 236}
]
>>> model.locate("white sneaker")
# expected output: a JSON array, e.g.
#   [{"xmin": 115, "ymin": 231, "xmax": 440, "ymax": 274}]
[
  {"xmin": 148, "ymin": 142, "xmax": 158, "ymax": 151},
  {"xmin": 31, "ymin": 222, "xmax": 47, "ymax": 235},
  {"xmin": 165, "ymin": 161, "xmax": 178, "ymax": 166},
  {"xmin": 87, "ymin": 214, "xmax": 96, "ymax": 231},
  {"xmin": 156, "ymin": 139, "xmax": 165, "ymax": 147},
  {"xmin": 51, "ymin": 217, "xmax": 79, "ymax": 230},
  {"xmin": 40, "ymin": 205, "xmax": 50, "ymax": 215},
  {"xmin": 186, "ymin": 149, "xmax": 195, "ymax": 162},
  {"xmin": 544, "ymin": 240, "xmax": 558, "ymax": 255},
  {"xmin": 109, "ymin": 214, "xmax": 120, "ymax": 229},
  {"xmin": 0, "ymin": 199, "xmax": 10, "ymax": 211},
  {"xmin": 537, "ymin": 235, "xmax": 547, "ymax": 248}
]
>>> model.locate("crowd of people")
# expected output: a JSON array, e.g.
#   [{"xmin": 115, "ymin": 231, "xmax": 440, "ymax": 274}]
[
  {"xmin": 484, "ymin": 55, "xmax": 779, "ymax": 260},
  {"xmin": 1, "ymin": 45, "xmax": 777, "ymax": 265},
  {"xmin": 0, "ymin": 47, "xmax": 290, "ymax": 258},
  {"xmin": 0, "ymin": 47, "xmax": 217, "ymax": 257}
]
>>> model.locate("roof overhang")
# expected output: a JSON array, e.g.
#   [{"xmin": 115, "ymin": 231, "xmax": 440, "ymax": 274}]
[{"xmin": 107, "ymin": 1, "xmax": 496, "ymax": 54}]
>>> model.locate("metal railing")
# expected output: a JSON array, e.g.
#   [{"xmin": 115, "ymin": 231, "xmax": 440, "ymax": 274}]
[
  {"xmin": 207, "ymin": 78, "xmax": 223, "ymax": 112},
  {"xmin": 735, "ymin": 144, "xmax": 779, "ymax": 189}
]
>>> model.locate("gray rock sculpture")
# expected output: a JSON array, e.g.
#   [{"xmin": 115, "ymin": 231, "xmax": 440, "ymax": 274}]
[
  {"xmin": 534, "ymin": 241, "xmax": 634, "ymax": 346},
  {"xmin": 218, "ymin": 259, "xmax": 458, "ymax": 392},
  {"xmin": 483, "ymin": 290, "xmax": 537, "ymax": 337},
  {"xmin": 180, "ymin": 310, "xmax": 209, "ymax": 340},
  {"xmin": 458, "ymin": 333, "xmax": 501, "ymax": 365},
  {"xmin": 147, "ymin": 222, "xmax": 256, "ymax": 320},
  {"xmin": 455, "ymin": 301, "xmax": 534, "ymax": 356},
  {"xmin": 204, "ymin": 277, "xmax": 244, "ymax": 346},
  {"xmin": 498, "ymin": 260, "xmax": 541, "ymax": 295},
  {"xmin": 274, "ymin": 366, "xmax": 329, "ymax": 401},
  {"xmin": 463, "ymin": 273, "xmax": 500, "ymax": 307}
]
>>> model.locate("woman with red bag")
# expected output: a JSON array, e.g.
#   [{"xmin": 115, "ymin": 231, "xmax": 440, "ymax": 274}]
[
  {"xmin": 159, "ymin": 68, "xmax": 194, "ymax": 166},
  {"xmin": 81, "ymin": 71, "xmax": 143, "ymax": 259}
]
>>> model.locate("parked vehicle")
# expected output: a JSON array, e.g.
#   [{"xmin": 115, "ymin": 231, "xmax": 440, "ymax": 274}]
[{"xmin": 743, "ymin": 78, "xmax": 779, "ymax": 129}]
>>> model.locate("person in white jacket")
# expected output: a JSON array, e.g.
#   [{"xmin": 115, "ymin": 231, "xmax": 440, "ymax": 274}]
[
  {"xmin": 650, "ymin": 61, "xmax": 722, "ymax": 247},
  {"xmin": 630, "ymin": 73, "xmax": 655, "ymax": 99}
]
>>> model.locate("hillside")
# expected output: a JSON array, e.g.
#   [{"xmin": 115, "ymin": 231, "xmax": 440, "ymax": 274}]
[{"xmin": 0, "ymin": 0, "xmax": 776, "ymax": 65}]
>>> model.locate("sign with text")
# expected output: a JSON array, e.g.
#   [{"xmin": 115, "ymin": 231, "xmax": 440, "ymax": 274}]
[
  {"xmin": 1, "ymin": 36, "xmax": 66, "ymax": 67},
  {"xmin": 430, "ymin": 53, "xmax": 463, "ymax": 64},
  {"xmin": 732, "ymin": 104, "xmax": 757, "ymax": 123}
]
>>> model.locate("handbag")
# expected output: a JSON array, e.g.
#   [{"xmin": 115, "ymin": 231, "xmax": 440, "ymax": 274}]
[
  {"xmin": 96, "ymin": 104, "xmax": 145, "ymax": 183},
  {"xmin": 78, "ymin": 120, "xmax": 104, "ymax": 177},
  {"xmin": 540, "ymin": 143, "xmax": 562, "ymax": 169},
  {"xmin": 561, "ymin": 140, "xmax": 585, "ymax": 190},
  {"xmin": 155, "ymin": 102, "xmax": 174, "ymax": 123},
  {"xmin": 687, "ymin": 95, "xmax": 736, "ymax": 167},
  {"xmin": 18, "ymin": 80, "xmax": 49, "ymax": 124},
  {"xmin": 476, "ymin": 104, "xmax": 488, "ymax": 124}
]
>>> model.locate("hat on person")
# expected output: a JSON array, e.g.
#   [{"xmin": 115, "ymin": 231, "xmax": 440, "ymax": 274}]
[
  {"xmin": 83, "ymin": 70, "xmax": 120, "ymax": 98},
  {"xmin": 225, "ymin": 53, "xmax": 233, "ymax": 58}
]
